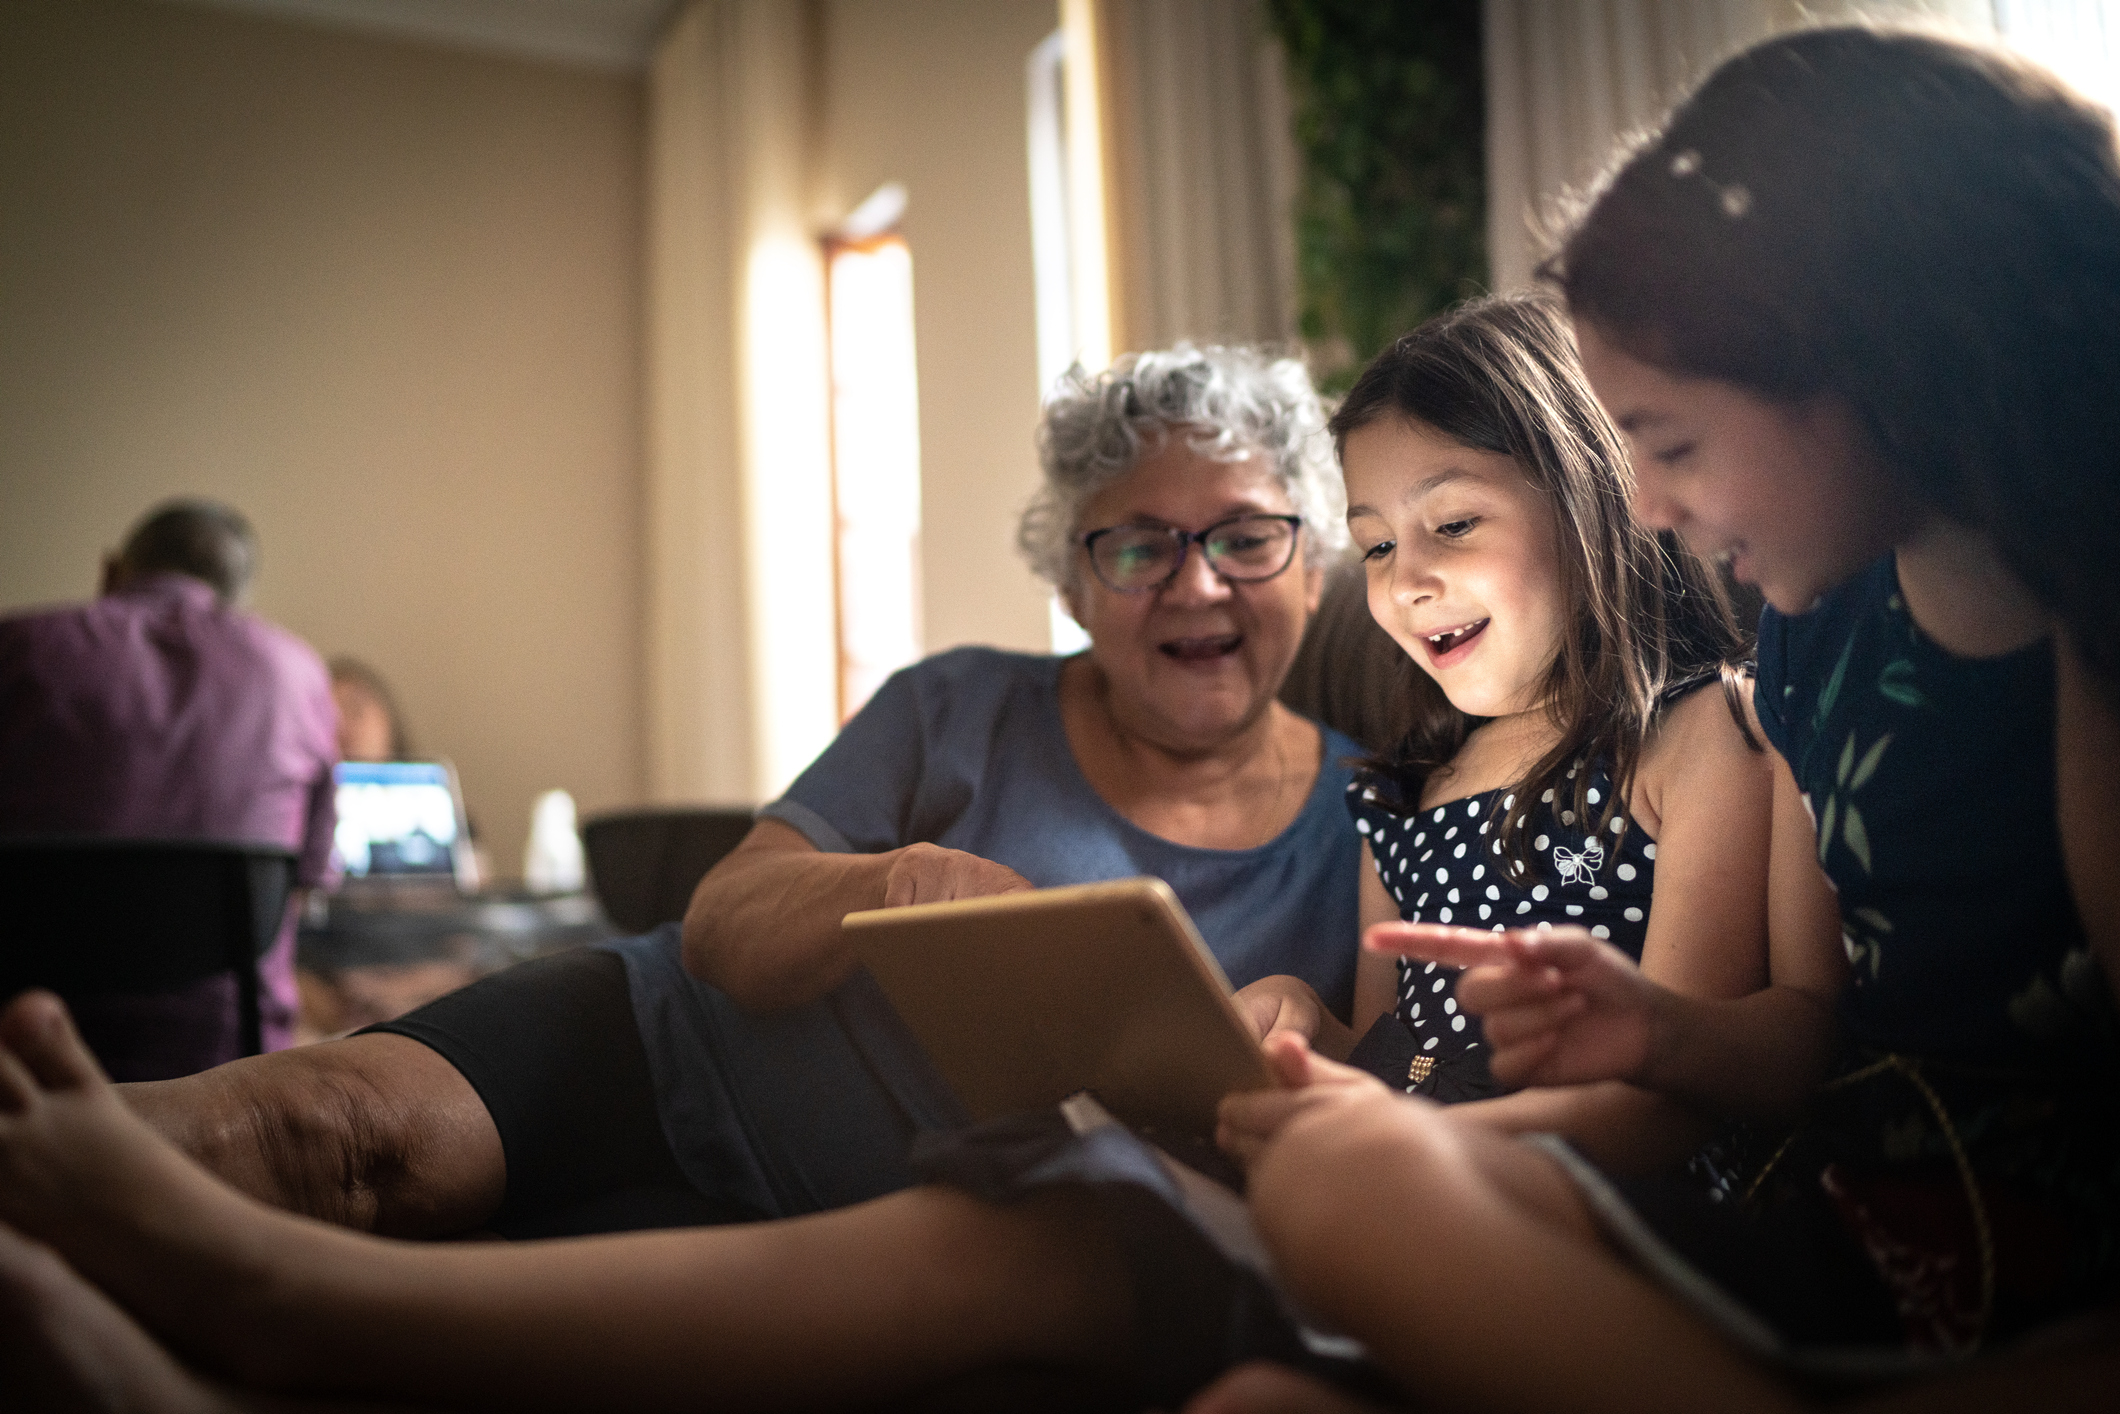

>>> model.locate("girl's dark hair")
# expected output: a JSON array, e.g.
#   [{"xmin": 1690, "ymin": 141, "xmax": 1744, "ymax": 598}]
[
  {"xmin": 1329, "ymin": 291, "xmax": 1744, "ymax": 878},
  {"xmin": 1551, "ymin": 25, "xmax": 2120, "ymax": 703}
]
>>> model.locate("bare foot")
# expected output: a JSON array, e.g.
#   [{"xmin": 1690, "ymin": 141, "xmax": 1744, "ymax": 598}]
[
  {"xmin": 0, "ymin": 992, "xmax": 308, "ymax": 1389},
  {"xmin": 0, "ymin": 1221, "xmax": 230, "ymax": 1414}
]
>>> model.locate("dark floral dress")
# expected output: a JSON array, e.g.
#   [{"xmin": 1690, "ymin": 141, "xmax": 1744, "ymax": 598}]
[{"xmin": 1739, "ymin": 555, "xmax": 2118, "ymax": 1356}]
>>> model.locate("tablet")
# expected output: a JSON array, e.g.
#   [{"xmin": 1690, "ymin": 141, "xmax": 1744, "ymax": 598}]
[{"xmin": 843, "ymin": 877, "xmax": 1274, "ymax": 1136}]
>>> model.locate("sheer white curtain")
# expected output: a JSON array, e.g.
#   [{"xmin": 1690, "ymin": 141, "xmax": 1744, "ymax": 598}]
[
  {"xmin": 1480, "ymin": 0, "xmax": 2002, "ymax": 292},
  {"xmin": 1099, "ymin": 0, "xmax": 1301, "ymax": 350}
]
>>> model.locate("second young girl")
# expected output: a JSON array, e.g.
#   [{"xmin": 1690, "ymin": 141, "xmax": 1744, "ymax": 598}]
[{"xmin": 1243, "ymin": 291, "xmax": 1823, "ymax": 1172}]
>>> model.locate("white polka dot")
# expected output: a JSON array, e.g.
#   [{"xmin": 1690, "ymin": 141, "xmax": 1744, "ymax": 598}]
[
  {"xmin": 1491, "ymin": 841, "xmax": 1503, "ymax": 855},
  {"xmin": 1423, "ymin": 1036, "xmax": 1439, "ymax": 1051},
  {"xmin": 1537, "ymin": 920, "xmax": 1554, "ymax": 931},
  {"xmin": 1478, "ymin": 904, "xmax": 1491, "ymax": 919},
  {"xmin": 1565, "ymin": 904, "xmax": 1584, "ymax": 916},
  {"xmin": 1398, "ymin": 857, "xmax": 1408, "ymax": 873},
  {"xmin": 1502, "ymin": 794, "xmax": 1515, "ymax": 810},
  {"xmin": 1531, "ymin": 885, "xmax": 1549, "ymax": 901},
  {"xmin": 1410, "ymin": 1003, "xmax": 1421, "ymax": 1020},
  {"xmin": 1493, "ymin": 924, "xmax": 1506, "ymax": 932},
  {"xmin": 1479, "ymin": 821, "xmax": 1491, "ymax": 834},
  {"xmin": 1591, "ymin": 925, "xmax": 1610, "ymax": 940},
  {"xmin": 1414, "ymin": 833, "xmax": 1426, "ymax": 846},
  {"xmin": 1616, "ymin": 863, "xmax": 1637, "ymax": 881},
  {"xmin": 1445, "ymin": 826, "xmax": 1459, "ymax": 841},
  {"xmin": 1357, "ymin": 819, "xmax": 1372, "ymax": 835},
  {"xmin": 1432, "ymin": 807, "xmax": 1446, "ymax": 823},
  {"xmin": 1434, "ymin": 868, "xmax": 1449, "ymax": 883},
  {"xmin": 1466, "ymin": 800, "xmax": 1480, "ymax": 817},
  {"xmin": 1416, "ymin": 893, "xmax": 1428, "ymax": 907},
  {"xmin": 1444, "ymin": 997, "xmax": 1457, "ymax": 1014},
  {"xmin": 1644, "ymin": 843, "xmax": 1657, "ymax": 860},
  {"xmin": 1424, "ymin": 961, "xmax": 1437, "ymax": 974},
  {"xmin": 1516, "ymin": 901, "xmax": 1532, "ymax": 914},
  {"xmin": 1541, "ymin": 789, "xmax": 1554, "ymax": 803},
  {"xmin": 1623, "ymin": 907, "xmax": 1644, "ymax": 922},
  {"xmin": 1447, "ymin": 888, "xmax": 1460, "ymax": 903},
  {"xmin": 1438, "ymin": 907, "xmax": 1452, "ymax": 922},
  {"xmin": 1453, "ymin": 843, "xmax": 1467, "ymax": 858},
  {"xmin": 1589, "ymin": 886, "xmax": 1608, "ymax": 900},
  {"xmin": 1451, "ymin": 1014, "xmax": 1467, "ymax": 1032},
  {"xmin": 1472, "ymin": 865, "xmax": 1485, "ymax": 880},
  {"xmin": 1421, "ymin": 850, "xmax": 1434, "ymax": 862},
  {"xmin": 1432, "ymin": 978, "xmax": 1448, "ymax": 993},
  {"xmin": 1485, "ymin": 885, "xmax": 1500, "ymax": 900},
  {"xmin": 1534, "ymin": 834, "xmax": 1550, "ymax": 851},
  {"xmin": 1587, "ymin": 788, "xmax": 1601, "ymax": 805},
  {"xmin": 1561, "ymin": 810, "xmax": 1576, "ymax": 826},
  {"xmin": 1609, "ymin": 817, "xmax": 1626, "ymax": 834}
]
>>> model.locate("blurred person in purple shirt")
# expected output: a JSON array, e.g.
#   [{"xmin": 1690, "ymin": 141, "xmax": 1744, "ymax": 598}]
[{"xmin": 0, "ymin": 499, "xmax": 337, "ymax": 1077}]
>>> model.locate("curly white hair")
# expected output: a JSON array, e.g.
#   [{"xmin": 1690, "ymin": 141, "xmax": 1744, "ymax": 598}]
[{"xmin": 1018, "ymin": 343, "xmax": 1347, "ymax": 590}]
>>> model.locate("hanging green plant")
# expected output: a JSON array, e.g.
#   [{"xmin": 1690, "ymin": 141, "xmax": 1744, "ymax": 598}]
[{"xmin": 1268, "ymin": 0, "xmax": 1487, "ymax": 391}]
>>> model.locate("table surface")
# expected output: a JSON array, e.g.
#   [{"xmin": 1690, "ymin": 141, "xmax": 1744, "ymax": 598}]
[{"xmin": 295, "ymin": 884, "xmax": 616, "ymax": 1041}]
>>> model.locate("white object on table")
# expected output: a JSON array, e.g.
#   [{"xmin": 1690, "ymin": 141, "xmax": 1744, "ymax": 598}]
[{"xmin": 523, "ymin": 788, "xmax": 586, "ymax": 895}]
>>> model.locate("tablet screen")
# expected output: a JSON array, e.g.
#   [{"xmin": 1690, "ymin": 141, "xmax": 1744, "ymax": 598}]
[{"xmin": 332, "ymin": 761, "xmax": 463, "ymax": 879}]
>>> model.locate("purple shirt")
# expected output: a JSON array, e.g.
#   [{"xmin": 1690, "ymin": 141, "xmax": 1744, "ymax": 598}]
[{"xmin": 0, "ymin": 574, "xmax": 337, "ymax": 1067}]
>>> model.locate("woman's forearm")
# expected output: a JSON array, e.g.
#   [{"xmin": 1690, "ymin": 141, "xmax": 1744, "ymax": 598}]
[{"xmin": 680, "ymin": 822, "xmax": 900, "ymax": 1011}]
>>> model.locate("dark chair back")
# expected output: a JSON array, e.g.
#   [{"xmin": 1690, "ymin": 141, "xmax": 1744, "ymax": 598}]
[
  {"xmin": 581, "ymin": 808, "xmax": 756, "ymax": 935},
  {"xmin": 0, "ymin": 839, "xmax": 298, "ymax": 1067}
]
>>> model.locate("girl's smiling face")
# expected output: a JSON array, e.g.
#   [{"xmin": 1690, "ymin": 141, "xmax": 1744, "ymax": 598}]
[
  {"xmin": 1342, "ymin": 416, "xmax": 1566, "ymax": 721},
  {"xmin": 1576, "ymin": 322, "xmax": 1917, "ymax": 614}
]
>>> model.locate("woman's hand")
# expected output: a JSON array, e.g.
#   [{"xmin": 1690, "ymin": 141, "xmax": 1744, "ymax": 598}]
[
  {"xmin": 879, "ymin": 842, "xmax": 1033, "ymax": 908},
  {"xmin": 1366, "ymin": 922, "xmax": 1668, "ymax": 1089},
  {"xmin": 1217, "ymin": 1032, "xmax": 1390, "ymax": 1168}
]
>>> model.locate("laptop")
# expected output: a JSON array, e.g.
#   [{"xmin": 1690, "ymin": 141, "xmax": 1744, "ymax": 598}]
[
  {"xmin": 843, "ymin": 877, "xmax": 1274, "ymax": 1138},
  {"xmin": 330, "ymin": 760, "xmax": 478, "ymax": 894}
]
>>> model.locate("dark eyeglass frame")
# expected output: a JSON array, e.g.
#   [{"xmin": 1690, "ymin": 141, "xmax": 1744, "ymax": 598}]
[{"xmin": 1079, "ymin": 513, "xmax": 1304, "ymax": 594}]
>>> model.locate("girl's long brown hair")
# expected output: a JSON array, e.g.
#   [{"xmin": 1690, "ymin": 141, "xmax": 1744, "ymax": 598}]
[{"xmin": 1330, "ymin": 291, "xmax": 1745, "ymax": 880}]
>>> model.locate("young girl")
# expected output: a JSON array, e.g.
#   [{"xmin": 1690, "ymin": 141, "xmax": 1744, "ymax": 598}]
[
  {"xmin": 1210, "ymin": 23, "xmax": 2120, "ymax": 1414},
  {"xmin": 1238, "ymin": 292, "xmax": 1824, "ymax": 1176}
]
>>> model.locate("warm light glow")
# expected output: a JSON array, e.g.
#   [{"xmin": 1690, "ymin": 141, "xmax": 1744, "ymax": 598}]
[
  {"xmin": 1059, "ymin": 0, "xmax": 1115, "ymax": 372},
  {"xmin": 742, "ymin": 232, "xmax": 840, "ymax": 798},
  {"xmin": 826, "ymin": 233, "xmax": 924, "ymax": 720}
]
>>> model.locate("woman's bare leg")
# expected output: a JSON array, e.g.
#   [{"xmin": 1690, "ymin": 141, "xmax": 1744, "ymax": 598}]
[
  {"xmin": 1243, "ymin": 1086, "xmax": 1801, "ymax": 1414},
  {"xmin": 0, "ymin": 992, "xmax": 1132, "ymax": 1413}
]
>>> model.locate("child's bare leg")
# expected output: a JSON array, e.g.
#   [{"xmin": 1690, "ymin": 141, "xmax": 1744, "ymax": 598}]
[
  {"xmin": 0, "ymin": 1222, "xmax": 427, "ymax": 1414},
  {"xmin": 0, "ymin": 992, "xmax": 1132, "ymax": 1412},
  {"xmin": 1247, "ymin": 1090, "xmax": 1801, "ymax": 1414}
]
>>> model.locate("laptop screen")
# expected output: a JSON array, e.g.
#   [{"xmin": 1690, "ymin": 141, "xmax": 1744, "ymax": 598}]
[{"xmin": 333, "ymin": 761, "xmax": 465, "ymax": 881}]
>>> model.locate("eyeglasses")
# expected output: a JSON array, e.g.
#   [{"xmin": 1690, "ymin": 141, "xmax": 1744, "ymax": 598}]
[{"xmin": 1080, "ymin": 514, "xmax": 1303, "ymax": 593}]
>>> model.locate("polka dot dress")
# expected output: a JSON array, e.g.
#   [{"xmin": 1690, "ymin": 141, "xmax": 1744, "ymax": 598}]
[{"xmin": 1346, "ymin": 759, "xmax": 1656, "ymax": 1091}]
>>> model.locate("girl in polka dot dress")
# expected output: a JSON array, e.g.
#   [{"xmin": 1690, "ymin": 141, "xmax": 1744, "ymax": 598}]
[{"xmin": 1237, "ymin": 292, "xmax": 1802, "ymax": 1169}]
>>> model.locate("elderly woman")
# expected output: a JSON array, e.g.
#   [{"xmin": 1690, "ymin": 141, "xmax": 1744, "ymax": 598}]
[{"xmin": 116, "ymin": 344, "xmax": 1365, "ymax": 1243}]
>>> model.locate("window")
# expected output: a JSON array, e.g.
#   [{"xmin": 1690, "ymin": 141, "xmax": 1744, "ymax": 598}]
[{"xmin": 825, "ymin": 202, "xmax": 924, "ymax": 722}]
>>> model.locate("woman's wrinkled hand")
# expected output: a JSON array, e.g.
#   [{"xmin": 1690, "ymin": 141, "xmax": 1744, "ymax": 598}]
[
  {"xmin": 1364, "ymin": 922, "xmax": 1665, "ymax": 1088},
  {"xmin": 878, "ymin": 843, "xmax": 1033, "ymax": 908},
  {"xmin": 1216, "ymin": 1032, "xmax": 1390, "ymax": 1168}
]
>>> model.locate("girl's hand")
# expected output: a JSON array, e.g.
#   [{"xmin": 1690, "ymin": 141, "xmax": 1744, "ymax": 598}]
[
  {"xmin": 1231, "ymin": 975, "xmax": 1327, "ymax": 1044},
  {"xmin": 1217, "ymin": 1032, "xmax": 1390, "ymax": 1167},
  {"xmin": 1365, "ymin": 922, "xmax": 1667, "ymax": 1088}
]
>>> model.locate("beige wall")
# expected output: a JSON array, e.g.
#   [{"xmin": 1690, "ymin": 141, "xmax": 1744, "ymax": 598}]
[{"xmin": 0, "ymin": 0, "xmax": 647, "ymax": 874}]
